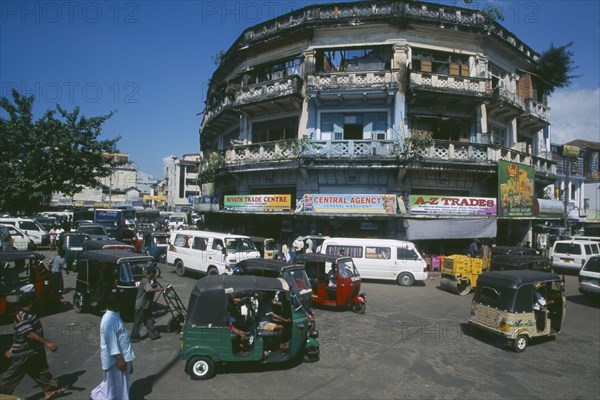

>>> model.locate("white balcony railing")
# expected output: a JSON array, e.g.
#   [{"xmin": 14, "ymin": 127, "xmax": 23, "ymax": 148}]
[
  {"xmin": 410, "ymin": 71, "xmax": 492, "ymax": 96},
  {"xmin": 220, "ymin": 139, "xmax": 555, "ymax": 175},
  {"xmin": 307, "ymin": 70, "xmax": 399, "ymax": 90}
]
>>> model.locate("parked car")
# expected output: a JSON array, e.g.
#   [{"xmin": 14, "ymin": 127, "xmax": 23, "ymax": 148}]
[
  {"xmin": 2, "ymin": 224, "xmax": 35, "ymax": 251},
  {"xmin": 579, "ymin": 255, "xmax": 600, "ymax": 297},
  {"xmin": 0, "ymin": 217, "xmax": 49, "ymax": 247},
  {"xmin": 76, "ymin": 223, "xmax": 110, "ymax": 241},
  {"xmin": 550, "ymin": 240, "xmax": 600, "ymax": 272}
]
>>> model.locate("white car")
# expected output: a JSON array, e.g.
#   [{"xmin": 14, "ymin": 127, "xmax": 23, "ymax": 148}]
[
  {"xmin": 4, "ymin": 224, "xmax": 35, "ymax": 250},
  {"xmin": 579, "ymin": 255, "xmax": 600, "ymax": 297},
  {"xmin": 551, "ymin": 240, "xmax": 600, "ymax": 271},
  {"xmin": 7, "ymin": 225, "xmax": 35, "ymax": 250}
]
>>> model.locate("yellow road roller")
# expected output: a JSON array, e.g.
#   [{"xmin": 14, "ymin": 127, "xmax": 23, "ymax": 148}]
[{"xmin": 440, "ymin": 254, "xmax": 486, "ymax": 295}]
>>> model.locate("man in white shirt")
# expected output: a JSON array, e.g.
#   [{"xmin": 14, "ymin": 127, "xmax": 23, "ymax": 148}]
[{"xmin": 91, "ymin": 294, "xmax": 136, "ymax": 400}]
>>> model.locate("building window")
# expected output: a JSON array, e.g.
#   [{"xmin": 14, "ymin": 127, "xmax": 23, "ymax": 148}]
[
  {"xmin": 316, "ymin": 46, "xmax": 392, "ymax": 72},
  {"xmin": 252, "ymin": 117, "xmax": 298, "ymax": 143},
  {"xmin": 243, "ymin": 56, "xmax": 302, "ymax": 86},
  {"xmin": 320, "ymin": 112, "xmax": 387, "ymax": 140},
  {"xmin": 488, "ymin": 124, "xmax": 507, "ymax": 147},
  {"xmin": 412, "ymin": 49, "xmax": 469, "ymax": 76}
]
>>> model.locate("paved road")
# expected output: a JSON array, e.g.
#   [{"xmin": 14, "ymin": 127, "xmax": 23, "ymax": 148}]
[{"xmin": 1, "ymin": 255, "xmax": 598, "ymax": 400}]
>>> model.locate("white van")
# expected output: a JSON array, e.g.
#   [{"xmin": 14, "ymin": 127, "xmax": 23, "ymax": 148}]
[
  {"xmin": 551, "ymin": 239, "xmax": 600, "ymax": 271},
  {"xmin": 167, "ymin": 230, "xmax": 261, "ymax": 276},
  {"xmin": 320, "ymin": 237, "xmax": 428, "ymax": 286},
  {"xmin": 0, "ymin": 218, "xmax": 49, "ymax": 246}
]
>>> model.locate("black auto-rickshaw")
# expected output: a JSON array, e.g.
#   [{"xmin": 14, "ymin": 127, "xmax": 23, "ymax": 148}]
[
  {"xmin": 140, "ymin": 232, "xmax": 170, "ymax": 263},
  {"xmin": 0, "ymin": 250, "xmax": 62, "ymax": 317},
  {"xmin": 58, "ymin": 232, "xmax": 91, "ymax": 271},
  {"xmin": 73, "ymin": 249, "xmax": 155, "ymax": 319},
  {"xmin": 296, "ymin": 253, "xmax": 366, "ymax": 314},
  {"xmin": 490, "ymin": 254, "xmax": 551, "ymax": 272},
  {"xmin": 180, "ymin": 274, "xmax": 319, "ymax": 380},
  {"xmin": 83, "ymin": 239, "xmax": 136, "ymax": 251},
  {"xmin": 232, "ymin": 258, "xmax": 313, "ymax": 312},
  {"xmin": 469, "ymin": 270, "xmax": 566, "ymax": 352}
]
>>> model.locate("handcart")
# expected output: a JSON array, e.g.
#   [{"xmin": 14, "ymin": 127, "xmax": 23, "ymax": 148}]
[{"xmin": 158, "ymin": 282, "xmax": 187, "ymax": 333}]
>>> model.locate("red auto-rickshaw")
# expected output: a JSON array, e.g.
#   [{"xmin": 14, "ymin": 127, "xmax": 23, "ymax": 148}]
[
  {"xmin": 296, "ymin": 253, "xmax": 366, "ymax": 314},
  {"xmin": 0, "ymin": 250, "xmax": 63, "ymax": 318}
]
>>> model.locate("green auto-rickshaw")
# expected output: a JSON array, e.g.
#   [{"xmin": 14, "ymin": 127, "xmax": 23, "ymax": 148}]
[
  {"xmin": 58, "ymin": 233, "xmax": 91, "ymax": 271},
  {"xmin": 180, "ymin": 274, "xmax": 319, "ymax": 380}
]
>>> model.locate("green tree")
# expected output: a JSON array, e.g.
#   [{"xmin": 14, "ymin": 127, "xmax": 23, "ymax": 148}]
[
  {"xmin": 0, "ymin": 90, "xmax": 120, "ymax": 214},
  {"xmin": 535, "ymin": 42, "xmax": 579, "ymax": 97}
]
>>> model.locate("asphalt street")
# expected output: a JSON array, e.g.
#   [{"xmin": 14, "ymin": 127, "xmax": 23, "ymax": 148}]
[{"xmin": 1, "ymin": 253, "xmax": 598, "ymax": 400}]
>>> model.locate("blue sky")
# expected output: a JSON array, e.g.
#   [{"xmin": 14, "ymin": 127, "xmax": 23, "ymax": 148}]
[{"xmin": 1, "ymin": 0, "xmax": 598, "ymax": 179}]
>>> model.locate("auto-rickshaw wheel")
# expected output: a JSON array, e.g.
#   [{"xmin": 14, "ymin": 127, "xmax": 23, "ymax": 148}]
[
  {"xmin": 304, "ymin": 347, "xmax": 320, "ymax": 363},
  {"xmin": 397, "ymin": 273, "xmax": 415, "ymax": 287},
  {"xmin": 513, "ymin": 335, "xmax": 528, "ymax": 353},
  {"xmin": 175, "ymin": 261, "xmax": 186, "ymax": 277},
  {"xmin": 207, "ymin": 267, "xmax": 218, "ymax": 275},
  {"xmin": 352, "ymin": 301, "xmax": 366, "ymax": 314},
  {"xmin": 73, "ymin": 293, "xmax": 85, "ymax": 313},
  {"xmin": 187, "ymin": 356, "xmax": 214, "ymax": 380}
]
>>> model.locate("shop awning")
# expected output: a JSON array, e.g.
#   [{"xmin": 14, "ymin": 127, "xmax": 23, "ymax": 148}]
[{"xmin": 406, "ymin": 218, "xmax": 497, "ymax": 241}]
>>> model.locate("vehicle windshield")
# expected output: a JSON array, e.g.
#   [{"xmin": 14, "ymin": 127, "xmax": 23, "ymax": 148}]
[
  {"xmin": 337, "ymin": 260, "xmax": 359, "ymax": 278},
  {"xmin": 79, "ymin": 226, "xmax": 107, "ymax": 235},
  {"xmin": 224, "ymin": 238, "xmax": 258, "ymax": 253},
  {"xmin": 169, "ymin": 217, "xmax": 184, "ymax": 222},
  {"xmin": 66, "ymin": 235, "xmax": 88, "ymax": 247},
  {"xmin": 583, "ymin": 257, "xmax": 600, "ymax": 273},
  {"xmin": 121, "ymin": 260, "xmax": 151, "ymax": 282},
  {"xmin": 154, "ymin": 236, "xmax": 169, "ymax": 245}
]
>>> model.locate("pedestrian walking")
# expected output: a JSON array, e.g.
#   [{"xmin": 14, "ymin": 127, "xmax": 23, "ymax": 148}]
[
  {"xmin": 48, "ymin": 249, "xmax": 67, "ymax": 295},
  {"xmin": 130, "ymin": 264, "xmax": 168, "ymax": 342},
  {"xmin": 90, "ymin": 293, "xmax": 136, "ymax": 400},
  {"xmin": 49, "ymin": 227, "xmax": 57, "ymax": 250},
  {"xmin": 0, "ymin": 291, "xmax": 65, "ymax": 400}
]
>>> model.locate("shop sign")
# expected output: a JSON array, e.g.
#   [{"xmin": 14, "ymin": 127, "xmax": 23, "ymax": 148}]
[
  {"xmin": 498, "ymin": 160, "xmax": 535, "ymax": 217},
  {"xmin": 562, "ymin": 145, "xmax": 580, "ymax": 158},
  {"xmin": 535, "ymin": 199, "xmax": 564, "ymax": 217},
  {"xmin": 410, "ymin": 195, "xmax": 497, "ymax": 216},
  {"xmin": 297, "ymin": 194, "xmax": 397, "ymax": 214},
  {"xmin": 195, "ymin": 195, "xmax": 219, "ymax": 212},
  {"xmin": 224, "ymin": 194, "xmax": 291, "ymax": 212}
]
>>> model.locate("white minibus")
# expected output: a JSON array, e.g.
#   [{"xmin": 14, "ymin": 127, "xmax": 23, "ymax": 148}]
[
  {"xmin": 167, "ymin": 230, "xmax": 261, "ymax": 276},
  {"xmin": 320, "ymin": 237, "xmax": 428, "ymax": 286}
]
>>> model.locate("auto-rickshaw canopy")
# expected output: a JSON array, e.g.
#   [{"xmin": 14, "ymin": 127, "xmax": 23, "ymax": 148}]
[
  {"xmin": 474, "ymin": 270, "xmax": 562, "ymax": 313},
  {"xmin": 295, "ymin": 253, "xmax": 340, "ymax": 264},
  {"xmin": 491, "ymin": 254, "xmax": 550, "ymax": 272},
  {"xmin": 83, "ymin": 240, "xmax": 135, "ymax": 251},
  {"xmin": 79, "ymin": 249, "xmax": 153, "ymax": 265},
  {"xmin": 234, "ymin": 258, "xmax": 292, "ymax": 276},
  {"xmin": 186, "ymin": 275, "xmax": 289, "ymax": 327},
  {"xmin": 0, "ymin": 250, "xmax": 45, "ymax": 263}
]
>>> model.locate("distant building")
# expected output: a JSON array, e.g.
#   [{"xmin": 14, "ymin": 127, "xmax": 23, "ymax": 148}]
[{"xmin": 164, "ymin": 154, "xmax": 201, "ymax": 211}]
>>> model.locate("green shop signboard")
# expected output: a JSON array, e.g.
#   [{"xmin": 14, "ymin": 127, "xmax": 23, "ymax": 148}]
[{"xmin": 498, "ymin": 160, "xmax": 535, "ymax": 217}]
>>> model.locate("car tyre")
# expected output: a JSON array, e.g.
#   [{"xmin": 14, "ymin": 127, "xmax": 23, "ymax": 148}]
[
  {"xmin": 397, "ymin": 273, "xmax": 415, "ymax": 287},
  {"xmin": 187, "ymin": 356, "xmax": 214, "ymax": 380},
  {"xmin": 175, "ymin": 260, "xmax": 186, "ymax": 277},
  {"xmin": 207, "ymin": 267, "xmax": 219, "ymax": 276},
  {"xmin": 513, "ymin": 335, "xmax": 528, "ymax": 353}
]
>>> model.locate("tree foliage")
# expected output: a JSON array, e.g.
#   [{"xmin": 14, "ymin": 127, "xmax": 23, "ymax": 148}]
[
  {"xmin": 0, "ymin": 90, "xmax": 120, "ymax": 214},
  {"xmin": 535, "ymin": 42, "xmax": 579, "ymax": 96}
]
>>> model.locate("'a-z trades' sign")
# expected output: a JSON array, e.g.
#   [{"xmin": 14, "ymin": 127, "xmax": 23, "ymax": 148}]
[
  {"xmin": 410, "ymin": 195, "xmax": 497, "ymax": 216},
  {"xmin": 298, "ymin": 194, "xmax": 397, "ymax": 214},
  {"xmin": 224, "ymin": 195, "xmax": 291, "ymax": 212}
]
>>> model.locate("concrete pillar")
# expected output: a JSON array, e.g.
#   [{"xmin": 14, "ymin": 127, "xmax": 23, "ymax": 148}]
[{"xmin": 510, "ymin": 118, "xmax": 518, "ymax": 147}]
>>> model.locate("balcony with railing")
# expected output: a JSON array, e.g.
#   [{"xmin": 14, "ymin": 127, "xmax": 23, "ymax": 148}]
[
  {"xmin": 409, "ymin": 71, "xmax": 492, "ymax": 98},
  {"xmin": 493, "ymin": 86, "xmax": 525, "ymax": 111},
  {"xmin": 203, "ymin": 76, "xmax": 303, "ymax": 125},
  {"xmin": 219, "ymin": 138, "xmax": 555, "ymax": 176},
  {"xmin": 523, "ymin": 98, "xmax": 550, "ymax": 124},
  {"xmin": 307, "ymin": 70, "xmax": 399, "ymax": 91}
]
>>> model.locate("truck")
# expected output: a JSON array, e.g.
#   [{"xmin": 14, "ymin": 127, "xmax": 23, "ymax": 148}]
[{"xmin": 93, "ymin": 209, "xmax": 125, "ymax": 241}]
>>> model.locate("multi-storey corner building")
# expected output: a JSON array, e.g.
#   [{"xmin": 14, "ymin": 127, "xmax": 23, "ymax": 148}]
[
  {"xmin": 198, "ymin": 0, "xmax": 562, "ymax": 253},
  {"xmin": 551, "ymin": 140, "xmax": 600, "ymax": 236},
  {"xmin": 165, "ymin": 154, "xmax": 201, "ymax": 211}
]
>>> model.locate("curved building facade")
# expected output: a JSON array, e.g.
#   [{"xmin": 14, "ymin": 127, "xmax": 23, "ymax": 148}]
[{"xmin": 197, "ymin": 1, "xmax": 559, "ymax": 253}]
